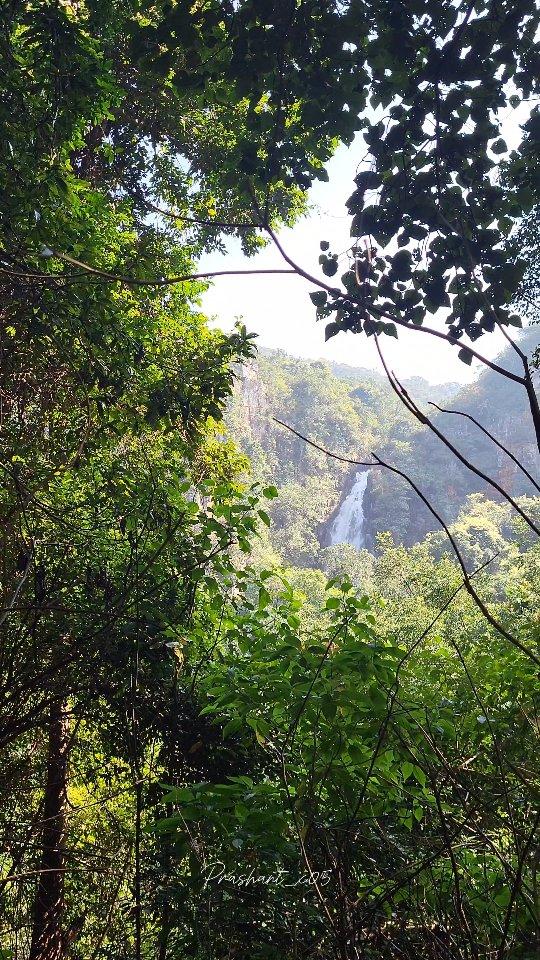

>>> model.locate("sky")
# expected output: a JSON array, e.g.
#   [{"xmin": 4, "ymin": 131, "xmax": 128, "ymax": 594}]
[{"xmin": 199, "ymin": 110, "xmax": 529, "ymax": 386}]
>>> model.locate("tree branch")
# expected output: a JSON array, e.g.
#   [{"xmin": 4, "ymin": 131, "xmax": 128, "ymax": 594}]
[
  {"xmin": 263, "ymin": 223, "xmax": 526, "ymax": 386},
  {"xmin": 429, "ymin": 403, "xmax": 540, "ymax": 494}
]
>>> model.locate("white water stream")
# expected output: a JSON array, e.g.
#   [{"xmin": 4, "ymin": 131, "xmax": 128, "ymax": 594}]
[{"xmin": 329, "ymin": 471, "xmax": 369, "ymax": 549}]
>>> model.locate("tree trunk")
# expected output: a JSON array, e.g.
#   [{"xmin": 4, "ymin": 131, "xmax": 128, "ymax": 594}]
[{"xmin": 29, "ymin": 699, "xmax": 70, "ymax": 960}]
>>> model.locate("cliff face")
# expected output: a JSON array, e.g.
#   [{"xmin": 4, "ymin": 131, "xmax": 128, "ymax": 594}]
[
  {"xmin": 233, "ymin": 361, "xmax": 269, "ymax": 443},
  {"xmin": 226, "ymin": 351, "xmax": 401, "ymax": 565},
  {"xmin": 363, "ymin": 330, "xmax": 540, "ymax": 547},
  {"xmin": 227, "ymin": 338, "xmax": 539, "ymax": 564}
]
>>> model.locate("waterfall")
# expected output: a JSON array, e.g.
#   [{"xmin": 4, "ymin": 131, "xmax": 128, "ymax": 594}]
[{"xmin": 329, "ymin": 471, "xmax": 369, "ymax": 549}]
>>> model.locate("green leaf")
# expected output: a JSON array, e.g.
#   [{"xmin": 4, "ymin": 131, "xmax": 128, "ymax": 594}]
[
  {"xmin": 321, "ymin": 257, "xmax": 338, "ymax": 277},
  {"xmin": 246, "ymin": 716, "xmax": 267, "ymax": 746},
  {"xmin": 325, "ymin": 321, "xmax": 340, "ymax": 341},
  {"xmin": 412, "ymin": 766, "xmax": 426, "ymax": 787},
  {"xmin": 321, "ymin": 696, "xmax": 337, "ymax": 720},
  {"xmin": 309, "ymin": 290, "xmax": 328, "ymax": 308},
  {"xmin": 494, "ymin": 888, "xmax": 511, "ymax": 908},
  {"xmin": 402, "ymin": 761, "xmax": 414, "ymax": 782},
  {"xmin": 325, "ymin": 596, "xmax": 340, "ymax": 609},
  {"xmin": 222, "ymin": 717, "xmax": 243, "ymax": 739},
  {"xmin": 258, "ymin": 586, "xmax": 271, "ymax": 609},
  {"xmin": 391, "ymin": 249, "xmax": 412, "ymax": 280}
]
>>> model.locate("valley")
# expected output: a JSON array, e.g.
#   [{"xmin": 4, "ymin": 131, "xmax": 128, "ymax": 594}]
[{"xmin": 228, "ymin": 329, "xmax": 540, "ymax": 566}]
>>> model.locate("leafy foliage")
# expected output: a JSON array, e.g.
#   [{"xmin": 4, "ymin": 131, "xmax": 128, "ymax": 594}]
[
  {"xmin": 310, "ymin": 1, "xmax": 540, "ymax": 350},
  {"xmin": 0, "ymin": 3, "xmax": 539, "ymax": 959},
  {"xmin": 150, "ymin": 528, "xmax": 539, "ymax": 959}
]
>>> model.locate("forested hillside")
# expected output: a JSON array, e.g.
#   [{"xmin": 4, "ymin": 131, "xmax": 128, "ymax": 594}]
[
  {"xmin": 227, "ymin": 350, "xmax": 424, "ymax": 565},
  {"xmin": 228, "ymin": 330, "xmax": 539, "ymax": 564},
  {"xmin": 366, "ymin": 327, "xmax": 540, "ymax": 544}
]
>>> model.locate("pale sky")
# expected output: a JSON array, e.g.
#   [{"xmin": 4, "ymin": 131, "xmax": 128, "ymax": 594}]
[{"xmin": 200, "ymin": 109, "xmax": 529, "ymax": 385}]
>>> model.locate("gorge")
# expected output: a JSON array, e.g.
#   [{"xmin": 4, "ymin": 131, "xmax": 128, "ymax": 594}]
[{"xmin": 228, "ymin": 334, "xmax": 539, "ymax": 567}]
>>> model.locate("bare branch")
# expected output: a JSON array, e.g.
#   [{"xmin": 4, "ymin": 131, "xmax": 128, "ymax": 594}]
[
  {"xmin": 429, "ymin": 402, "xmax": 540, "ymax": 494},
  {"xmin": 0, "ymin": 257, "xmax": 296, "ymax": 287},
  {"xmin": 372, "ymin": 334, "xmax": 540, "ymax": 535},
  {"xmin": 263, "ymin": 223, "xmax": 526, "ymax": 386}
]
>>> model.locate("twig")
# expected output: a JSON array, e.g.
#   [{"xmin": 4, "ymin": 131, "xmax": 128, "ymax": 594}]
[
  {"xmin": 0, "ymin": 258, "xmax": 296, "ymax": 287},
  {"xmin": 373, "ymin": 335, "xmax": 540, "ymax": 535},
  {"xmin": 429, "ymin": 403, "xmax": 540, "ymax": 494}
]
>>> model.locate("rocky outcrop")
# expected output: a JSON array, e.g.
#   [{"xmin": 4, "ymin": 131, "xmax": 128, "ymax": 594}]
[{"xmin": 233, "ymin": 360, "xmax": 269, "ymax": 442}]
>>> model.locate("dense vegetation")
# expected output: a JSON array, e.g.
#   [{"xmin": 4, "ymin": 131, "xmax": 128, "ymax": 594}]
[{"xmin": 0, "ymin": 3, "xmax": 539, "ymax": 960}]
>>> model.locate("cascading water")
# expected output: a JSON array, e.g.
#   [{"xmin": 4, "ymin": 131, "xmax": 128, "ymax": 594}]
[{"xmin": 329, "ymin": 471, "xmax": 369, "ymax": 549}]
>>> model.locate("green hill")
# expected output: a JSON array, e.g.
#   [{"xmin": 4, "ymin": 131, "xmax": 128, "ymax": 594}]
[
  {"xmin": 365, "ymin": 326, "xmax": 540, "ymax": 546},
  {"xmin": 227, "ymin": 331, "xmax": 539, "ymax": 565}
]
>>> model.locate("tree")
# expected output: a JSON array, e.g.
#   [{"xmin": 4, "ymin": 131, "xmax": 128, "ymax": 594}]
[
  {"xmin": 258, "ymin": 3, "xmax": 540, "ymax": 448},
  {"xmin": 0, "ymin": 3, "xmax": 372, "ymax": 957},
  {"xmin": 256, "ymin": 0, "xmax": 540, "ymax": 665},
  {"xmin": 1, "ymin": 3, "xmax": 539, "ymax": 959}
]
